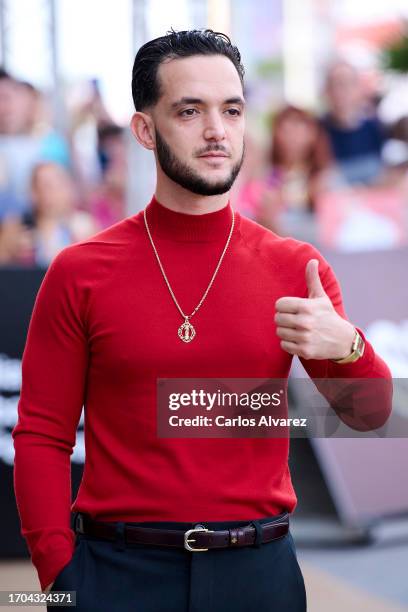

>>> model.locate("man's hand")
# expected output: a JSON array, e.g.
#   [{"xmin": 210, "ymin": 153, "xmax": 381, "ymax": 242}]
[
  {"xmin": 43, "ymin": 581, "xmax": 54, "ymax": 593},
  {"xmin": 275, "ymin": 258, "xmax": 356, "ymax": 361}
]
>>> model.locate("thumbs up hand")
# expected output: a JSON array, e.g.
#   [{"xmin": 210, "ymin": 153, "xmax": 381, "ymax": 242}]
[{"xmin": 275, "ymin": 259, "xmax": 356, "ymax": 360}]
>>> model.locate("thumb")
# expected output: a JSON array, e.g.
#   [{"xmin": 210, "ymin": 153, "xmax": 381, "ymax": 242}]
[{"xmin": 305, "ymin": 259, "xmax": 326, "ymax": 298}]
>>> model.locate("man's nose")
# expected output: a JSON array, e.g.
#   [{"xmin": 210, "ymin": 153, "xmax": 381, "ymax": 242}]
[{"xmin": 203, "ymin": 112, "xmax": 226, "ymax": 141}]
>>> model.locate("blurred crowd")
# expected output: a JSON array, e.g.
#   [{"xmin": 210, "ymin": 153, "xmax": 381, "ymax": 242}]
[
  {"xmin": 0, "ymin": 69, "xmax": 127, "ymax": 266},
  {"xmin": 1, "ymin": 58, "xmax": 408, "ymax": 267},
  {"xmin": 232, "ymin": 59, "xmax": 408, "ymax": 246}
]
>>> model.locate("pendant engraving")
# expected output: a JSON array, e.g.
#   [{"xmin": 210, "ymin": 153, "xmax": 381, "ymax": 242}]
[{"xmin": 178, "ymin": 318, "xmax": 196, "ymax": 343}]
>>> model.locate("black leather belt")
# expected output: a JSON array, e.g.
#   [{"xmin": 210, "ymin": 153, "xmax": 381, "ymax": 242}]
[{"xmin": 74, "ymin": 512, "xmax": 290, "ymax": 551}]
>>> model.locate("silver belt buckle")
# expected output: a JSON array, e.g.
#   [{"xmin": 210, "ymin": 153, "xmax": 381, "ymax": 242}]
[{"xmin": 184, "ymin": 525, "xmax": 214, "ymax": 552}]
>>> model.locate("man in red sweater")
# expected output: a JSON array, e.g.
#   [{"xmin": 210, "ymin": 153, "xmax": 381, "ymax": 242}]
[{"xmin": 12, "ymin": 29, "xmax": 392, "ymax": 611}]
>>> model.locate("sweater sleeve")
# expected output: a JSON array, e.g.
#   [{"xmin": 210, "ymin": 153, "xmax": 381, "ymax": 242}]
[
  {"xmin": 296, "ymin": 250, "xmax": 393, "ymax": 432},
  {"xmin": 11, "ymin": 246, "xmax": 89, "ymax": 591}
]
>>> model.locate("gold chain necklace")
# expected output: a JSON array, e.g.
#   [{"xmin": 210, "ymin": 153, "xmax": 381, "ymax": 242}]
[{"xmin": 143, "ymin": 204, "xmax": 235, "ymax": 343}]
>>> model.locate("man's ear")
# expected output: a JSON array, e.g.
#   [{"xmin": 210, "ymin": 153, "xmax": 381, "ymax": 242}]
[{"xmin": 130, "ymin": 111, "xmax": 155, "ymax": 150}]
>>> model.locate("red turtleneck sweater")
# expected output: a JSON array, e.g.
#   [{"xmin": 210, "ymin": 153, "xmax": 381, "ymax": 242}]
[{"xmin": 12, "ymin": 196, "xmax": 391, "ymax": 590}]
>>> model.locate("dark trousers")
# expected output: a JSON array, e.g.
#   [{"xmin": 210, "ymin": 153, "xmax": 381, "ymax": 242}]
[{"xmin": 48, "ymin": 513, "xmax": 307, "ymax": 611}]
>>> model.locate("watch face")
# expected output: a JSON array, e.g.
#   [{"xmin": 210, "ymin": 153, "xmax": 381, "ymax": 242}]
[
  {"xmin": 355, "ymin": 333, "xmax": 365, "ymax": 357},
  {"xmin": 331, "ymin": 331, "xmax": 365, "ymax": 363}
]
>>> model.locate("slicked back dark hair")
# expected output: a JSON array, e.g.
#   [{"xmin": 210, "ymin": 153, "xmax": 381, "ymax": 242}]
[{"xmin": 131, "ymin": 28, "xmax": 245, "ymax": 111}]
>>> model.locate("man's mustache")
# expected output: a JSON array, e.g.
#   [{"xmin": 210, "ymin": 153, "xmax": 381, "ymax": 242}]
[{"xmin": 195, "ymin": 145, "xmax": 231, "ymax": 156}]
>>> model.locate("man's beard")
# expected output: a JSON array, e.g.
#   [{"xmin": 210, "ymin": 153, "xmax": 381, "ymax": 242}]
[{"xmin": 155, "ymin": 128, "xmax": 245, "ymax": 196}]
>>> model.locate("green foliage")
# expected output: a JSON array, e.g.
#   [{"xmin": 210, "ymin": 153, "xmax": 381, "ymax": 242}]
[
  {"xmin": 255, "ymin": 57, "xmax": 283, "ymax": 79},
  {"xmin": 382, "ymin": 32, "xmax": 408, "ymax": 73}
]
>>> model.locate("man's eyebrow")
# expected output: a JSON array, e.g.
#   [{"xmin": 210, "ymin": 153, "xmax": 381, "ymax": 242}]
[
  {"xmin": 224, "ymin": 97, "xmax": 246, "ymax": 106},
  {"xmin": 171, "ymin": 96, "xmax": 246, "ymax": 108},
  {"xmin": 171, "ymin": 97, "xmax": 202, "ymax": 108}
]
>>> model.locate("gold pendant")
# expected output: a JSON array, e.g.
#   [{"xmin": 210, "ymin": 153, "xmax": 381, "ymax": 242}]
[{"xmin": 178, "ymin": 317, "xmax": 196, "ymax": 343}]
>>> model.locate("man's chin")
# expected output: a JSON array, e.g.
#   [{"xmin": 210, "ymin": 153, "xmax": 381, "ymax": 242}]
[
  {"xmin": 189, "ymin": 183, "xmax": 233, "ymax": 196},
  {"xmin": 193, "ymin": 169, "xmax": 233, "ymax": 186}
]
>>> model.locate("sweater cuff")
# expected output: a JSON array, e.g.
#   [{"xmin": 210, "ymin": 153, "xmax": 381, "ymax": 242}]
[{"xmin": 29, "ymin": 529, "xmax": 76, "ymax": 591}]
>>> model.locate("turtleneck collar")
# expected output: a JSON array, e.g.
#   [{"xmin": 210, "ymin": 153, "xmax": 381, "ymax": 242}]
[{"xmin": 142, "ymin": 195, "xmax": 237, "ymax": 242}]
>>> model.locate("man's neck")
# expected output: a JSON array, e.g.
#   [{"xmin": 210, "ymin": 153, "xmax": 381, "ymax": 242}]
[{"xmin": 154, "ymin": 182, "xmax": 230, "ymax": 215}]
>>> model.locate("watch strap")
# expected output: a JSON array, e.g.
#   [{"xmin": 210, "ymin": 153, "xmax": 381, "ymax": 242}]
[{"xmin": 331, "ymin": 329, "xmax": 365, "ymax": 364}]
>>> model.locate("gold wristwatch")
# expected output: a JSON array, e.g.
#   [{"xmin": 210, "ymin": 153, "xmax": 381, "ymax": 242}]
[{"xmin": 331, "ymin": 328, "xmax": 365, "ymax": 364}]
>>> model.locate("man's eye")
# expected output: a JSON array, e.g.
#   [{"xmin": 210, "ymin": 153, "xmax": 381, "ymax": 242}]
[
  {"xmin": 180, "ymin": 108, "xmax": 198, "ymax": 117},
  {"xmin": 226, "ymin": 108, "xmax": 241, "ymax": 116}
]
